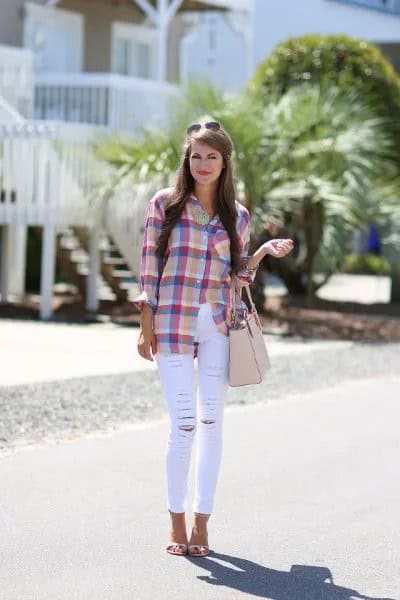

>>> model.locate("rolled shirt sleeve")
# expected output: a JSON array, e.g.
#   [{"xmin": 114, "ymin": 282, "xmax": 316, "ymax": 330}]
[
  {"xmin": 234, "ymin": 206, "xmax": 258, "ymax": 288},
  {"xmin": 132, "ymin": 193, "xmax": 165, "ymax": 313}
]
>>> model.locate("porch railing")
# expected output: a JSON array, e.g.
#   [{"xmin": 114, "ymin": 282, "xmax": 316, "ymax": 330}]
[
  {"xmin": 0, "ymin": 118, "xmax": 166, "ymax": 316},
  {"xmin": 0, "ymin": 120, "xmax": 109, "ymax": 227},
  {"xmin": 0, "ymin": 119, "xmax": 151, "ymax": 269},
  {"xmin": 34, "ymin": 73, "xmax": 180, "ymax": 133}
]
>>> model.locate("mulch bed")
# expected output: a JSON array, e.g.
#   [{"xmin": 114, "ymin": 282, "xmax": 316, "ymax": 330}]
[
  {"xmin": 264, "ymin": 296, "xmax": 400, "ymax": 342},
  {"xmin": 0, "ymin": 293, "xmax": 141, "ymax": 325},
  {"xmin": 1, "ymin": 292, "xmax": 400, "ymax": 342}
]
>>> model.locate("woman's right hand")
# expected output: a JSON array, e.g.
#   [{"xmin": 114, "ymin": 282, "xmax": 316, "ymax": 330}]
[{"xmin": 137, "ymin": 328, "xmax": 157, "ymax": 361}]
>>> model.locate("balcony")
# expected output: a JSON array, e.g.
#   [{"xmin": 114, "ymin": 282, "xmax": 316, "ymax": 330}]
[{"xmin": 34, "ymin": 72, "xmax": 180, "ymax": 133}]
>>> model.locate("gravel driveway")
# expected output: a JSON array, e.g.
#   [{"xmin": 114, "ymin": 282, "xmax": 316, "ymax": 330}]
[{"xmin": 1, "ymin": 317, "xmax": 398, "ymax": 457}]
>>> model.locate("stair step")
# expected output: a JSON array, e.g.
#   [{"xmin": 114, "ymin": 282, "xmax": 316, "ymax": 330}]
[
  {"xmin": 98, "ymin": 291, "xmax": 117, "ymax": 301},
  {"xmin": 111, "ymin": 269, "xmax": 134, "ymax": 279},
  {"xmin": 103, "ymin": 257, "xmax": 126, "ymax": 266},
  {"xmin": 59, "ymin": 239, "xmax": 81, "ymax": 251},
  {"xmin": 119, "ymin": 281, "xmax": 140, "ymax": 293},
  {"xmin": 103, "ymin": 250, "xmax": 122, "ymax": 260},
  {"xmin": 70, "ymin": 251, "xmax": 88, "ymax": 262},
  {"xmin": 100, "ymin": 241, "xmax": 119, "ymax": 252}
]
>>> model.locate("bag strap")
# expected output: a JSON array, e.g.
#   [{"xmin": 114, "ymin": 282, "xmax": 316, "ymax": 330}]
[{"xmin": 230, "ymin": 277, "xmax": 257, "ymax": 323}]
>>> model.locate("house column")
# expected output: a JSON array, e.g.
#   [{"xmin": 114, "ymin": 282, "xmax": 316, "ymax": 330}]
[
  {"xmin": 132, "ymin": 0, "xmax": 184, "ymax": 82},
  {"xmin": 0, "ymin": 225, "xmax": 10, "ymax": 302},
  {"xmin": 86, "ymin": 227, "xmax": 100, "ymax": 312},
  {"xmin": 8, "ymin": 224, "xmax": 28, "ymax": 298},
  {"xmin": 40, "ymin": 221, "xmax": 57, "ymax": 320},
  {"xmin": 224, "ymin": 9, "xmax": 253, "ymax": 81},
  {"xmin": 157, "ymin": 0, "xmax": 169, "ymax": 82},
  {"xmin": 157, "ymin": 0, "xmax": 184, "ymax": 81}
]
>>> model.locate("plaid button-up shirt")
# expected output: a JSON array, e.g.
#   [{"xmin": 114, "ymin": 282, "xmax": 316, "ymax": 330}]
[{"xmin": 133, "ymin": 188, "xmax": 256, "ymax": 355}]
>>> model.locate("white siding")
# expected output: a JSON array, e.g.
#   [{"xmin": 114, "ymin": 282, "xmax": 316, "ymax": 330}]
[
  {"xmin": 251, "ymin": 0, "xmax": 400, "ymax": 71},
  {"xmin": 180, "ymin": 0, "xmax": 400, "ymax": 92},
  {"xmin": 181, "ymin": 12, "xmax": 248, "ymax": 92}
]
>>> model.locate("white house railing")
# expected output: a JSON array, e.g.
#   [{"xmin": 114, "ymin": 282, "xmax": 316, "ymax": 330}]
[
  {"xmin": 0, "ymin": 96, "xmax": 25, "ymax": 124},
  {"xmin": 0, "ymin": 44, "xmax": 34, "ymax": 119},
  {"xmin": 0, "ymin": 120, "xmax": 110, "ymax": 227},
  {"xmin": 0, "ymin": 119, "xmax": 151, "ymax": 272},
  {"xmin": 0, "ymin": 118, "xmax": 163, "ymax": 317},
  {"xmin": 34, "ymin": 73, "xmax": 180, "ymax": 133}
]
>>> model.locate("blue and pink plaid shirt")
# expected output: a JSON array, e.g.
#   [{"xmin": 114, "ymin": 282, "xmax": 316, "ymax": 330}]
[{"xmin": 133, "ymin": 188, "xmax": 256, "ymax": 355}]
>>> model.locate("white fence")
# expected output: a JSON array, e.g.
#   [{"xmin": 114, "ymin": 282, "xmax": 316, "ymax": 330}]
[
  {"xmin": 0, "ymin": 120, "xmax": 111, "ymax": 317},
  {"xmin": 0, "ymin": 120, "xmax": 110, "ymax": 227},
  {"xmin": 0, "ymin": 118, "xmax": 157, "ymax": 318},
  {"xmin": 34, "ymin": 73, "xmax": 180, "ymax": 133},
  {"xmin": 0, "ymin": 44, "xmax": 34, "ymax": 119}
]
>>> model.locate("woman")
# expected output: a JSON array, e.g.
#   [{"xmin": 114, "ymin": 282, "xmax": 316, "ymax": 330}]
[{"xmin": 133, "ymin": 121, "xmax": 293, "ymax": 557}]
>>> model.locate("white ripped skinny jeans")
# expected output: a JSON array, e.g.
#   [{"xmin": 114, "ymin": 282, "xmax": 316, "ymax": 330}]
[{"xmin": 155, "ymin": 303, "xmax": 229, "ymax": 515}]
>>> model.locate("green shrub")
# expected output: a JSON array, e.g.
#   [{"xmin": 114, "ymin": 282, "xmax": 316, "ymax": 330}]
[
  {"xmin": 252, "ymin": 34, "xmax": 400, "ymax": 150},
  {"xmin": 253, "ymin": 34, "xmax": 400, "ymax": 98},
  {"xmin": 341, "ymin": 253, "xmax": 391, "ymax": 275}
]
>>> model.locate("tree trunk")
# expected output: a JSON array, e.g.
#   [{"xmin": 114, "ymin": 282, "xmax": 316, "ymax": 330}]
[
  {"xmin": 251, "ymin": 265, "xmax": 267, "ymax": 313},
  {"xmin": 390, "ymin": 270, "xmax": 400, "ymax": 303},
  {"xmin": 303, "ymin": 200, "xmax": 324, "ymax": 301},
  {"xmin": 279, "ymin": 269, "xmax": 306, "ymax": 295}
]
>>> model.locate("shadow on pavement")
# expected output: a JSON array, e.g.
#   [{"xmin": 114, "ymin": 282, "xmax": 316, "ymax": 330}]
[{"xmin": 186, "ymin": 551, "xmax": 395, "ymax": 600}]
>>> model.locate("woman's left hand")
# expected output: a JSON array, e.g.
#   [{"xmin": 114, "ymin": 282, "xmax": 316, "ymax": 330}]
[{"xmin": 263, "ymin": 238, "xmax": 294, "ymax": 258}]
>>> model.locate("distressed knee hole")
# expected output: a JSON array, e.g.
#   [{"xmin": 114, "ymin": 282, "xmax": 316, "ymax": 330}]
[
  {"xmin": 179, "ymin": 425, "xmax": 195, "ymax": 432},
  {"xmin": 201, "ymin": 419, "xmax": 215, "ymax": 425}
]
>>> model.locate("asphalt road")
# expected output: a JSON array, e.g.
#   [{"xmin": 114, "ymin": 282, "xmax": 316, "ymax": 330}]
[{"xmin": 1, "ymin": 375, "xmax": 399, "ymax": 600}]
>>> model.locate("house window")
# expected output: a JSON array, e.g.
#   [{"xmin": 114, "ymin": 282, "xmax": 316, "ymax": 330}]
[
  {"xmin": 115, "ymin": 38, "xmax": 131, "ymax": 75},
  {"xmin": 23, "ymin": 2, "xmax": 83, "ymax": 73},
  {"xmin": 112, "ymin": 23, "xmax": 156, "ymax": 79},
  {"xmin": 136, "ymin": 42, "xmax": 151, "ymax": 78}
]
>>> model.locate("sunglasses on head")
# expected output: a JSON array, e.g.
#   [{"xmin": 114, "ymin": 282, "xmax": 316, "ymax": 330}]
[{"xmin": 186, "ymin": 121, "xmax": 221, "ymax": 135}]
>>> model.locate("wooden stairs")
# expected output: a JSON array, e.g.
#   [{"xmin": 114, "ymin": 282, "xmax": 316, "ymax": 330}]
[{"xmin": 56, "ymin": 227, "xmax": 140, "ymax": 306}]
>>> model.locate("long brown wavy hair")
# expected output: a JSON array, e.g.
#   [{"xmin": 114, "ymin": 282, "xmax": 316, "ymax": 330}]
[{"xmin": 155, "ymin": 124, "xmax": 242, "ymax": 273}]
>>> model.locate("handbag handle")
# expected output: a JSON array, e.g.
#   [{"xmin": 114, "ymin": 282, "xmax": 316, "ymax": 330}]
[{"xmin": 229, "ymin": 277, "xmax": 257, "ymax": 324}]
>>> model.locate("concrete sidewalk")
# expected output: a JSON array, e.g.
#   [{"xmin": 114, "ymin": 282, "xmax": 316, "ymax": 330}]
[
  {"xmin": 0, "ymin": 273, "xmax": 393, "ymax": 386},
  {"xmin": 0, "ymin": 318, "xmax": 352, "ymax": 386},
  {"xmin": 1, "ymin": 376, "xmax": 399, "ymax": 600}
]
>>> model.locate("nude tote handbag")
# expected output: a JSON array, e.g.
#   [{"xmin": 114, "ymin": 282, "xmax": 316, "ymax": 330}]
[{"xmin": 228, "ymin": 280, "xmax": 270, "ymax": 387}]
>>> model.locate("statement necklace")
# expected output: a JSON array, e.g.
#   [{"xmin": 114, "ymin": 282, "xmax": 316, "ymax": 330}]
[{"xmin": 194, "ymin": 205, "xmax": 214, "ymax": 226}]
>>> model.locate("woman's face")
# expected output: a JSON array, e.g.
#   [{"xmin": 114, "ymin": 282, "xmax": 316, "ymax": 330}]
[{"xmin": 189, "ymin": 140, "xmax": 225, "ymax": 186}]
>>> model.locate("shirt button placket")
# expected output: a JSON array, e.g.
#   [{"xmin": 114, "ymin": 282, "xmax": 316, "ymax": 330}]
[{"xmin": 197, "ymin": 229, "xmax": 208, "ymax": 289}]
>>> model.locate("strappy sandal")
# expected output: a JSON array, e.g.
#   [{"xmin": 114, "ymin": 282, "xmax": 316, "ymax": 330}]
[
  {"xmin": 189, "ymin": 512, "xmax": 210, "ymax": 556},
  {"xmin": 165, "ymin": 542, "xmax": 188, "ymax": 556},
  {"xmin": 188, "ymin": 544, "xmax": 210, "ymax": 557}
]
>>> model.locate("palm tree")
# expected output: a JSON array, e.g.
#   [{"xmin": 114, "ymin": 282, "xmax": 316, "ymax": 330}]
[
  {"xmin": 97, "ymin": 80, "xmax": 266, "ymax": 210},
  {"xmin": 251, "ymin": 84, "xmax": 398, "ymax": 300},
  {"xmin": 99, "ymin": 81, "xmax": 399, "ymax": 307}
]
